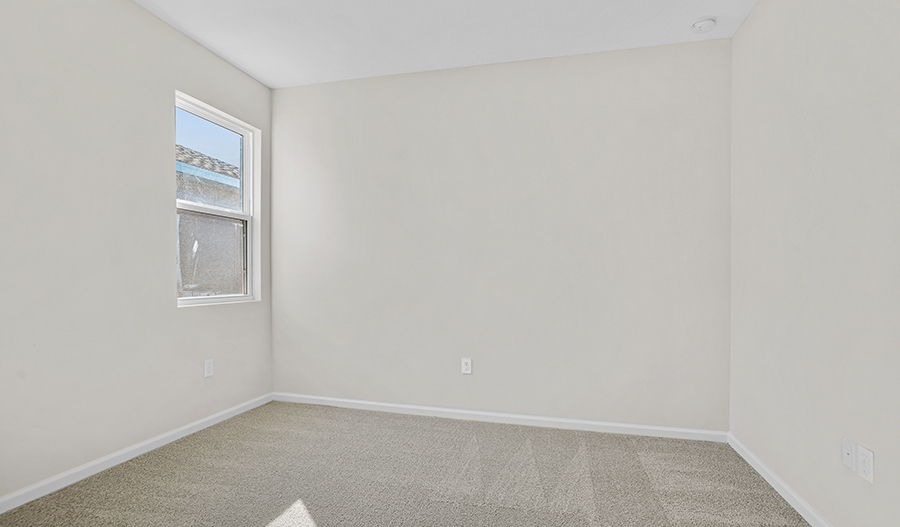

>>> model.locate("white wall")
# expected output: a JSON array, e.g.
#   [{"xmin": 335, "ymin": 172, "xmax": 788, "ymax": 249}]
[
  {"xmin": 730, "ymin": 0, "xmax": 900, "ymax": 525},
  {"xmin": 272, "ymin": 40, "xmax": 732, "ymax": 431},
  {"xmin": 0, "ymin": 0, "xmax": 271, "ymax": 497}
]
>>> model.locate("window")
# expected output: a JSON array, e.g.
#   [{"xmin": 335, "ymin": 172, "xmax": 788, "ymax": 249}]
[{"xmin": 175, "ymin": 92, "xmax": 260, "ymax": 306}]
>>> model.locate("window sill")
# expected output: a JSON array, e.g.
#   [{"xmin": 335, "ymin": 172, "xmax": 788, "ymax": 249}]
[{"xmin": 177, "ymin": 295, "xmax": 260, "ymax": 308}]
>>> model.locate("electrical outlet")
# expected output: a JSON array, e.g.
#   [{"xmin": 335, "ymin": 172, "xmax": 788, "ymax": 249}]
[
  {"xmin": 843, "ymin": 437, "xmax": 875, "ymax": 484},
  {"xmin": 842, "ymin": 438, "xmax": 857, "ymax": 471},
  {"xmin": 204, "ymin": 359, "xmax": 214, "ymax": 378},
  {"xmin": 461, "ymin": 358, "xmax": 472, "ymax": 374},
  {"xmin": 857, "ymin": 445, "xmax": 874, "ymax": 484}
]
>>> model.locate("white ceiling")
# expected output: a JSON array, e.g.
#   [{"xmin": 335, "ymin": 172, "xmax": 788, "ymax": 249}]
[{"xmin": 133, "ymin": 0, "xmax": 759, "ymax": 89}]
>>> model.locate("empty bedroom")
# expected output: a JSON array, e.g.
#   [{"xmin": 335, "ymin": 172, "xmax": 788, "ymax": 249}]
[{"xmin": 0, "ymin": 0, "xmax": 896, "ymax": 526}]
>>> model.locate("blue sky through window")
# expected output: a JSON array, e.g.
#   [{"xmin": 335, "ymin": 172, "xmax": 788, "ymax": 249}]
[{"xmin": 175, "ymin": 107, "xmax": 242, "ymax": 168}]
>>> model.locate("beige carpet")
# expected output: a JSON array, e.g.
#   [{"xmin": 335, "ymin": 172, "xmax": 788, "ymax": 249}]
[{"xmin": 0, "ymin": 402, "xmax": 809, "ymax": 526}]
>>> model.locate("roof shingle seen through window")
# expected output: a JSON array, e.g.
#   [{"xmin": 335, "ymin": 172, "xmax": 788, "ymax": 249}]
[{"xmin": 176, "ymin": 144, "xmax": 240, "ymax": 180}]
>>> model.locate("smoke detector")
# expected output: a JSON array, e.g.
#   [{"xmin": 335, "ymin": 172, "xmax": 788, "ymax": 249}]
[{"xmin": 692, "ymin": 16, "xmax": 717, "ymax": 33}]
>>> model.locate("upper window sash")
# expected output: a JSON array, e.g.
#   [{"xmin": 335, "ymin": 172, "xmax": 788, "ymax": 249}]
[{"xmin": 175, "ymin": 96, "xmax": 253, "ymax": 216}]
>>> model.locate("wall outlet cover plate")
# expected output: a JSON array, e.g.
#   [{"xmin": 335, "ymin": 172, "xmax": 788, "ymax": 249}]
[
  {"xmin": 857, "ymin": 445, "xmax": 874, "ymax": 484},
  {"xmin": 461, "ymin": 358, "xmax": 472, "ymax": 374}
]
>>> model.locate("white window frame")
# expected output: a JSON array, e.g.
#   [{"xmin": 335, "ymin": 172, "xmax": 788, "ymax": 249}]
[{"xmin": 175, "ymin": 91, "xmax": 261, "ymax": 307}]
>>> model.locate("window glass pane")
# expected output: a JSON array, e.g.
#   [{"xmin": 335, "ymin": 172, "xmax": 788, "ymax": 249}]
[
  {"xmin": 177, "ymin": 210, "xmax": 246, "ymax": 297},
  {"xmin": 176, "ymin": 107, "xmax": 243, "ymax": 211}
]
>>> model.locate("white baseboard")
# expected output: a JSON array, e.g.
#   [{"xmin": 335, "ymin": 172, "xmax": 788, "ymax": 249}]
[
  {"xmin": 0, "ymin": 394, "xmax": 273, "ymax": 515},
  {"xmin": 272, "ymin": 392, "xmax": 729, "ymax": 443},
  {"xmin": 727, "ymin": 433, "xmax": 831, "ymax": 527}
]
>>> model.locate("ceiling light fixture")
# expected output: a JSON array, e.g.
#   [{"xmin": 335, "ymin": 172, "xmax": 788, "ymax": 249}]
[{"xmin": 691, "ymin": 16, "xmax": 717, "ymax": 34}]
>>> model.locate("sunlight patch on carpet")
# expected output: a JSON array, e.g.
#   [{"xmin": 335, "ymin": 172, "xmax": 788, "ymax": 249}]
[{"xmin": 267, "ymin": 498, "xmax": 317, "ymax": 527}]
